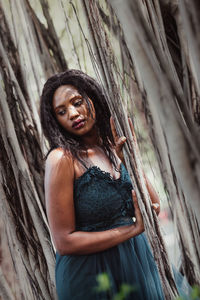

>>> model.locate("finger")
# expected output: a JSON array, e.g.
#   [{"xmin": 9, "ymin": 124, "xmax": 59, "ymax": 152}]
[
  {"xmin": 151, "ymin": 203, "xmax": 160, "ymax": 215},
  {"xmin": 110, "ymin": 116, "xmax": 118, "ymax": 143},
  {"xmin": 151, "ymin": 203, "xmax": 160, "ymax": 210},
  {"xmin": 128, "ymin": 117, "xmax": 136, "ymax": 142},
  {"xmin": 116, "ymin": 136, "xmax": 126, "ymax": 150}
]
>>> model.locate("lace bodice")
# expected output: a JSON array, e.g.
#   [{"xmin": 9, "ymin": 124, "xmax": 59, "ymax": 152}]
[{"xmin": 73, "ymin": 163, "xmax": 135, "ymax": 231}]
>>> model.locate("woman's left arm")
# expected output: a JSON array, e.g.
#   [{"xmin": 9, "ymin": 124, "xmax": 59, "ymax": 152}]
[
  {"xmin": 110, "ymin": 116, "xmax": 160, "ymax": 216},
  {"xmin": 143, "ymin": 173, "xmax": 160, "ymax": 216}
]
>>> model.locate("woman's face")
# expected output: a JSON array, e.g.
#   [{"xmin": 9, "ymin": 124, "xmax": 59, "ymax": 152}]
[{"xmin": 52, "ymin": 84, "xmax": 96, "ymax": 136}]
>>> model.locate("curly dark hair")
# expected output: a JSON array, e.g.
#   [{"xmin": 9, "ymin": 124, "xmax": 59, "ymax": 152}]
[{"xmin": 40, "ymin": 69, "xmax": 117, "ymax": 168}]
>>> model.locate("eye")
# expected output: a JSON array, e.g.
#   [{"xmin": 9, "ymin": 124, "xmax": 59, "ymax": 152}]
[
  {"xmin": 57, "ymin": 110, "xmax": 66, "ymax": 116},
  {"xmin": 74, "ymin": 99, "xmax": 83, "ymax": 107}
]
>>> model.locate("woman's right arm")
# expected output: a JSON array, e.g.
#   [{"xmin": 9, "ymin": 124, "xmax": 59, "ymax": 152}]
[{"xmin": 44, "ymin": 149, "xmax": 144, "ymax": 256}]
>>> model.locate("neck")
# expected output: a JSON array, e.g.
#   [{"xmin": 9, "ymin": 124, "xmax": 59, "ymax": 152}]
[{"xmin": 80, "ymin": 126, "xmax": 101, "ymax": 148}]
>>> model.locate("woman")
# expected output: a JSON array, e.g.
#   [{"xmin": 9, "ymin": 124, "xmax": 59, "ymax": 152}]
[{"xmin": 40, "ymin": 69, "xmax": 185, "ymax": 300}]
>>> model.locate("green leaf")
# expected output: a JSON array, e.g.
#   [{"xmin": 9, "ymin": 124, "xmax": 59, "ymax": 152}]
[
  {"xmin": 95, "ymin": 273, "xmax": 111, "ymax": 292},
  {"xmin": 113, "ymin": 283, "xmax": 137, "ymax": 300},
  {"xmin": 191, "ymin": 285, "xmax": 200, "ymax": 299}
]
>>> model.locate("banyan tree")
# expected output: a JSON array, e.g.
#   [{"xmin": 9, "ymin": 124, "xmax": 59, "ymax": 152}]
[{"xmin": 0, "ymin": 0, "xmax": 199, "ymax": 299}]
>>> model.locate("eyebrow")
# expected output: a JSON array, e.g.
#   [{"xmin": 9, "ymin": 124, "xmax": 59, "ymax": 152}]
[{"xmin": 54, "ymin": 95, "xmax": 82, "ymax": 110}]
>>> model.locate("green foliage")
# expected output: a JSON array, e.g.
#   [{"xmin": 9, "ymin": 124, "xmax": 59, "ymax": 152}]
[
  {"xmin": 113, "ymin": 283, "xmax": 136, "ymax": 300},
  {"xmin": 96, "ymin": 274, "xmax": 200, "ymax": 300},
  {"xmin": 95, "ymin": 273, "xmax": 137, "ymax": 300},
  {"xmin": 191, "ymin": 285, "xmax": 200, "ymax": 299},
  {"xmin": 174, "ymin": 285, "xmax": 200, "ymax": 300},
  {"xmin": 95, "ymin": 273, "xmax": 111, "ymax": 292}
]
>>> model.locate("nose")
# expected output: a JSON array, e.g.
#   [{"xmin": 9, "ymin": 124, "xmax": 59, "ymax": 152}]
[{"xmin": 68, "ymin": 105, "xmax": 79, "ymax": 120}]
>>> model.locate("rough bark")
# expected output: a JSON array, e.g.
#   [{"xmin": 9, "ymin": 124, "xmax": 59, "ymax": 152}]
[
  {"xmin": 0, "ymin": 0, "xmax": 200, "ymax": 298},
  {"xmin": 109, "ymin": 0, "xmax": 200, "ymax": 288},
  {"xmin": 0, "ymin": 1, "xmax": 69, "ymax": 298}
]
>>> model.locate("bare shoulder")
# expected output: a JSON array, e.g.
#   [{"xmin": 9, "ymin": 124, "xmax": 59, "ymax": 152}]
[
  {"xmin": 44, "ymin": 148, "xmax": 76, "ymax": 252},
  {"xmin": 45, "ymin": 148, "xmax": 73, "ymax": 169},
  {"xmin": 44, "ymin": 147, "xmax": 75, "ymax": 212},
  {"xmin": 45, "ymin": 148, "xmax": 74, "ymax": 182}
]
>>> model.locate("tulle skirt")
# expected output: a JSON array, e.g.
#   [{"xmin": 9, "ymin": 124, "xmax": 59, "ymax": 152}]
[{"xmin": 55, "ymin": 233, "xmax": 167, "ymax": 300}]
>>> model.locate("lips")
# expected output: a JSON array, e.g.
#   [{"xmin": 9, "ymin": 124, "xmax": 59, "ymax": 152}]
[{"xmin": 72, "ymin": 119, "xmax": 85, "ymax": 129}]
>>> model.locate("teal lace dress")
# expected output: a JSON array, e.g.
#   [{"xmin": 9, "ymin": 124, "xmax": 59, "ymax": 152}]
[{"xmin": 55, "ymin": 163, "xmax": 191, "ymax": 300}]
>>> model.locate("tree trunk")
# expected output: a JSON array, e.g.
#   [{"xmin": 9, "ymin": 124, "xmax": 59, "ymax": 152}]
[
  {"xmin": 0, "ymin": 0, "xmax": 200, "ymax": 299},
  {"xmin": 108, "ymin": 0, "xmax": 200, "ymax": 287},
  {"xmin": 0, "ymin": 0, "xmax": 68, "ymax": 298}
]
